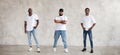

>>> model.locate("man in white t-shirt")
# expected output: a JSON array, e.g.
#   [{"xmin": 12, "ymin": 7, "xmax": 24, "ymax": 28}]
[
  {"xmin": 24, "ymin": 8, "xmax": 40, "ymax": 52},
  {"xmin": 81, "ymin": 8, "xmax": 96, "ymax": 53},
  {"xmin": 53, "ymin": 8, "xmax": 68, "ymax": 53}
]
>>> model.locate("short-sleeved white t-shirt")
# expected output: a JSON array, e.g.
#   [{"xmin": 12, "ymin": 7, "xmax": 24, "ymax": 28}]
[
  {"xmin": 25, "ymin": 14, "xmax": 39, "ymax": 31},
  {"xmin": 54, "ymin": 15, "xmax": 68, "ymax": 30},
  {"xmin": 81, "ymin": 15, "xmax": 96, "ymax": 31}
]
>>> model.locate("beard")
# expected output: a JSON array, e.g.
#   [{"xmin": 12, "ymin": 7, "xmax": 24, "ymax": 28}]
[
  {"xmin": 59, "ymin": 14, "xmax": 63, "ymax": 16},
  {"xmin": 29, "ymin": 12, "xmax": 32, "ymax": 16}
]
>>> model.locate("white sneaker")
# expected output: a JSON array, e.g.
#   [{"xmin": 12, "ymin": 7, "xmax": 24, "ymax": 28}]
[
  {"xmin": 37, "ymin": 48, "xmax": 40, "ymax": 52},
  {"xmin": 53, "ymin": 48, "xmax": 56, "ymax": 52},
  {"xmin": 28, "ymin": 48, "xmax": 32, "ymax": 52},
  {"xmin": 64, "ymin": 48, "xmax": 69, "ymax": 53}
]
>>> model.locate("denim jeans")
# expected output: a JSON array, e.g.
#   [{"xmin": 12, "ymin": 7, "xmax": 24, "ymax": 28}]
[
  {"xmin": 83, "ymin": 30, "xmax": 93, "ymax": 48},
  {"xmin": 53, "ymin": 30, "xmax": 67, "ymax": 48},
  {"xmin": 27, "ymin": 29, "xmax": 40, "ymax": 48}
]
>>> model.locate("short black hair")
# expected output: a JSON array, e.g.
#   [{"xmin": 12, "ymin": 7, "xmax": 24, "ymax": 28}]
[
  {"xmin": 85, "ymin": 8, "xmax": 90, "ymax": 11},
  {"xmin": 59, "ymin": 8, "xmax": 64, "ymax": 12},
  {"xmin": 28, "ymin": 8, "xmax": 32, "ymax": 12}
]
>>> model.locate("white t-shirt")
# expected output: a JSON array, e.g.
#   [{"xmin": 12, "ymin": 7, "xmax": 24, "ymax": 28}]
[
  {"xmin": 54, "ymin": 15, "xmax": 68, "ymax": 30},
  {"xmin": 81, "ymin": 15, "xmax": 96, "ymax": 31},
  {"xmin": 25, "ymin": 14, "xmax": 39, "ymax": 31}
]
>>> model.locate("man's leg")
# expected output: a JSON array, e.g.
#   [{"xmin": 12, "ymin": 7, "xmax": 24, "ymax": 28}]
[
  {"xmin": 61, "ymin": 30, "xmax": 68, "ymax": 53},
  {"xmin": 88, "ymin": 30, "xmax": 93, "ymax": 53},
  {"xmin": 32, "ymin": 29, "xmax": 40, "ymax": 48},
  {"xmin": 83, "ymin": 30, "xmax": 87, "ymax": 48},
  {"xmin": 27, "ymin": 31, "xmax": 32, "ymax": 51},
  {"xmin": 82, "ymin": 30, "xmax": 87, "ymax": 52},
  {"xmin": 32, "ymin": 29, "xmax": 40, "ymax": 52},
  {"xmin": 53, "ymin": 30, "xmax": 61, "ymax": 48},
  {"xmin": 61, "ymin": 30, "xmax": 67, "ymax": 49},
  {"xmin": 27, "ymin": 31, "xmax": 32, "ymax": 47},
  {"xmin": 88, "ymin": 30, "xmax": 93, "ymax": 48},
  {"xmin": 53, "ymin": 30, "xmax": 61, "ymax": 52}
]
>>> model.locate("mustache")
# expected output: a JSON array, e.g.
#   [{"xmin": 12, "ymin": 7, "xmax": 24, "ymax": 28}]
[{"xmin": 59, "ymin": 14, "xmax": 63, "ymax": 16}]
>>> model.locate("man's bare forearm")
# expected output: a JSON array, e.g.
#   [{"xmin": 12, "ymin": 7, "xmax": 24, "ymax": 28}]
[
  {"xmin": 81, "ymin": 23, "xmax": 84, "ymax": 28},
  {"xmin": 81, "ymin": 23, "xmax": 85, "ymax": 30},
  {"xmin": 61, "ymin": 20, "xmax": 67, "ymax": 24},
  {"xmin": 24, "ymin": 21, "xmax": 27, "ymax": 33},
  {"xmin": 54, "ymin": 19, "xmax": 67, "ymax": 24},
  {"xmin": 36, "ymin": 20, "xmax": 39, "ymax": 27},
  {"xmin": 34, "ymin": 20, "xmax": 39, "ymax": 29},
  {"xmin": 91, "ymin": 23, "xmax": 96, "ymax": 29},
  {"xmin": 54, "ymin": 19, "xmax": 63, "ymax": 23}
]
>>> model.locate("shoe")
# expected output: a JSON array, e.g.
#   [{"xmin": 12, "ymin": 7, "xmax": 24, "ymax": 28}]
[
  {"xmin": 81, "ymin": 48, "xmax": 86, "ymax": 52},
  {"xmin": 28, "ymin": 47, "xmax": 32, "ymax": 52},
  {"xmin": 37, "ymin": 48, "xmax": 40, "ymax": 53},
  {"xmin": 53, "ymin": 48, "xmax": 56, "ymax": 52},
  {"xmin": 64, "ymin": 48, "xmax": 69, "ymax": 53},
  {"xmin": 90, "ymin": 49, "xmax": 93, "ymax": 53}
]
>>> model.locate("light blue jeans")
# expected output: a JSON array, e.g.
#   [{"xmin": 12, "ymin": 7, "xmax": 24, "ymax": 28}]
[
  {"xmin": 27, "ymin": 29, "xmax": 40, "ymax": 48},
  {"xmin": 53, "ymin": 30, "xmax": 68, "ymax": 48}
]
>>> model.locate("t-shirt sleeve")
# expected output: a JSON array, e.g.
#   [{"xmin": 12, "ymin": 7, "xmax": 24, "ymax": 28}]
[
  {"xmin": 34, "ymin": 14, "xmax": 39, "ymax": 20},
  {"xmin": 91, "ymin": 16, "xmax": 96, "ymax": 23},
  {"xmin": 81, "ymin": 18, "xmax": 84, "ymax": 23},
  {"xmin": 64, "ymin": 16, "xmax": 68, "ymax": 21},
  {"xmin": 25, "ymin": 16, "xmax": 27, "ymax": 21},
  {"xmin": 54, "ymin": 17, "xmax": 60, "ymax": 20}
]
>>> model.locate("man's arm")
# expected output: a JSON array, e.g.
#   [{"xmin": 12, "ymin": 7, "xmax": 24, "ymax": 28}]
[
  {"xmin": 81, "ymin": 23, "xmax": 85, "ymax": 30},
  {"xmin": 61, "ymin": 20, "xmax": 67, "ymax": 24},
  {"xmin": 89, "ymin": 23, "xmax": 96, "ymax": 30},
  {"xmin": 34, "ymin": 20, "xmax": 39, "ymax": 29},
  {"xmin": 24, "ymin": 21, "xmax": 27, "ymax": 33},
  {"xmin": 54, "ymin": 19, "xmax": 62, "ymax": 23},
  {"xmin": 54, "ymin": 19, "xmax": 67, "ymax": 24}
]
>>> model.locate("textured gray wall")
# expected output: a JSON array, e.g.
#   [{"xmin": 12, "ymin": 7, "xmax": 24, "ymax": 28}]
[{"xmin": 0, "ymin": 0, "xmax": 120, "ymax": 46}]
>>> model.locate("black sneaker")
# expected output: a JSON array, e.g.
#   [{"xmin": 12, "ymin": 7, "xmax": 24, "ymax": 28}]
[
  {"xmin": 90, "ymin": 49, "xmax": 93, "ymax": 53},
  {"xmin": 81, "ymin": 48, "xmax": 86, "ymax": 52}
]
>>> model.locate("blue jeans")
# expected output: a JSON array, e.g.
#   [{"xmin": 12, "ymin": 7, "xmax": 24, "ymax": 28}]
[
  {"xmin": 53, "ymin": 30, "xmax": 67, "ymax": 48},
  {"xmin": 27, "ymin": 29, "xmax": 40, "ymax": 48},
  {"xmin": 83, "ymin": 30, "xmax": 93, "ymax": 48}
]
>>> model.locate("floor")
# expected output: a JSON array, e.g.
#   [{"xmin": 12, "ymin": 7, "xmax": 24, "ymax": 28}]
[{"xmin": 0, "ymin": 45, "xmax": 120, "ymax": 55}]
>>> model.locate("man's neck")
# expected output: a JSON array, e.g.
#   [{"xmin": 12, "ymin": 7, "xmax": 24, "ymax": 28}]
[
  {"xmin": 28, "ymin": 12, "xmax": 32, "ymax": 16},
  {"xmin": 85, "ymin": 14, "xmax": 89, "ymax": 16},
  {"xmin": 29, "ymin": 14, "xmax": 32, "ymax": 16}
]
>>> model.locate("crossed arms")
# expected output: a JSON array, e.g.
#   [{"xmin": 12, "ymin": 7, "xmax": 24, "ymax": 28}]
[{"xmin": 54, "ymin": 19, "xmax": 67, "ymax": 24}]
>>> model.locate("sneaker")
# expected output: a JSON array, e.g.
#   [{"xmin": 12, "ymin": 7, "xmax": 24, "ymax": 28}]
[
  {"xmin": 37, "ymin": 48, "xmax": 40, "ymax": 53},
  {"xmin": 90, "ymin": 49, "xmax": 93, "ymax": 53},
  {"xmin": 81, "ymin": 48, "xmax": 86, "ymax": 52},
  {"xmin": 64, "ymin": 48, "xmax": 69, "ymax": 53},
  {"xmin": 28, "ymin": 47, "xmax": 32, "ymax": 52},
  {"xmin": 53, "ymin": 48, "xmax": 56, "ymax": 52}
]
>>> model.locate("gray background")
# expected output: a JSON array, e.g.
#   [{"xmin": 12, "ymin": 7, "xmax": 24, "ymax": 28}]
[{"xmin": 0, "ymin": 0, "xmax": 120, "ymax": 46}]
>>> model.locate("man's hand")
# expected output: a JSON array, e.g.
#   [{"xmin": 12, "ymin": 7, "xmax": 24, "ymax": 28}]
[
  {"xmin": 34, "ymin": 20, "xmax": 39, "ymax": 29},
  {"xmin": 89, "ymin": 23, "xmax": 96, "ymax": 30},
  {"xmin": 61, "ymin": 20, "xmax": 67, "ymax": 24},
  {"xmin": 89, "ymin": 27, "xmax": 93, "ymax": 30},
  {"xmin": 34, "ymin": 26, "xmax": 37, "ymax": 29}
]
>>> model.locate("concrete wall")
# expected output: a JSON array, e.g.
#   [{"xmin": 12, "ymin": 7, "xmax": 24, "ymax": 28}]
[{"xmin": 0, "ymin": 0, "xmax": 120, "ymax": 46}]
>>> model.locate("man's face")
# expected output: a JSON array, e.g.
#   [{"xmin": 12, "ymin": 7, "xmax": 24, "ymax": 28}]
[
  {"xmin": 28, "ymin": 8, "xmax": 32, "ymax": 16},
  {"xmin": 85, "ymin": 8, "xmax": 90, "ymax": 14},
  {"xmin": 28, "ymin": 8, "xmax": 32, "ymax": 13},
  {"xmin": 59, "ymin": 11, "xmax": 63, "ymax": 16}
]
